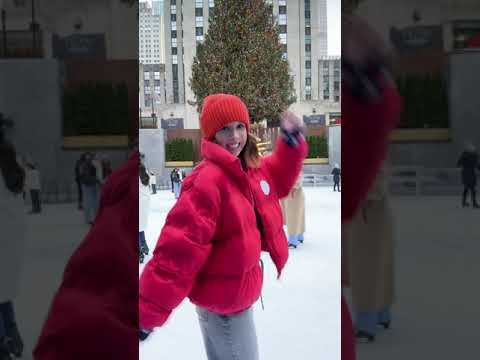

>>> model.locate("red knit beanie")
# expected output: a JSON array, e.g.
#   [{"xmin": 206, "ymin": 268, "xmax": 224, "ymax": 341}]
[{"xmin": 200, "ymin": 94, "xmax": 250, "ymax": 139}]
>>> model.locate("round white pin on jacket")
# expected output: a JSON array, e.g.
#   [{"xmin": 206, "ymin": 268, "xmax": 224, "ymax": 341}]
[{"xmin": 260, "ymin": 180, "xmax": 270, "ymax": 196}]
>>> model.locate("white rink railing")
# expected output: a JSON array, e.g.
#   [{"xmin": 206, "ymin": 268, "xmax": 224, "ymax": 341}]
[
  {"xmin": 155, "ymin": 173, "xmax": 335, "ymax": 190},
  {"xmin": 302, "ymin": 173, "xmax": 335, "ymax": 187},
  {"xmin": 388, "ymin": 167, "xmax": 464, "ymax": 196}
]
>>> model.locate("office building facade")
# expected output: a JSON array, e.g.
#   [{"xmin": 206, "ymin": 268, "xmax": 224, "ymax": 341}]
[
  {"xmin": 139, "ymin": 1, "xmax": 164, "ymax": 64},
  {"xmin": 318, "ymin": 56, "xmax": 341, "ymax": 103},
  {"xmin": 163, "ymin": 0, "xmax": 335, "ymax": 128}
]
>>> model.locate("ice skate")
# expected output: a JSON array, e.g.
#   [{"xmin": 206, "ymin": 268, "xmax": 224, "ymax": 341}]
[
  {"xmin": 0, "ymin": 338, "xmax": 12, "ymax": 360},
  {"xmin": 6, "ymin": 324, "xmax": 23, "ymax": 358},
  {"xmin": 378, "ymin": 320, "xmax": 391, "ymax": 330},
  {"xmin": 142, "ymin": 243, "xmax": 150, "ymax": 256},
  {"xmin": 355, "ymin": 330, "xmax": 375, "ymax": 343}
]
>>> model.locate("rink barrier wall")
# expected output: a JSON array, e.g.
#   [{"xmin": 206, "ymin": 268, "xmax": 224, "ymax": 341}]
[{"xmin": 388, "ymin": 166, "xmax": 463, "ymax": 196}]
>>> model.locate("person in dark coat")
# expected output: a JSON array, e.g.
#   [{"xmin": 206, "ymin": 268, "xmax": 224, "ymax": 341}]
[
  {"xmin": 74, "ymin": 153, "xmax": 86, "ymax": 210},
  {"xmin": 457, "ymin": 143, "xmax": 480, "ymax": 208},
  {"xmin": 170, "ymin": 169, "xmax": 175, "ymax": 193},
  {"xmin": 101, "ymin": 156, "xmax": 113, "ymax": 182},
  {"xmin": 78, "ymin": 152, "xmax": 100, "ymax": 225},
  {"xmin": 171, "ymin": 168, "xmax": 182, "ymax": 199},
  {"xmin": 332, "ymin": 163, "xmax": 341, "ymax": 192}
]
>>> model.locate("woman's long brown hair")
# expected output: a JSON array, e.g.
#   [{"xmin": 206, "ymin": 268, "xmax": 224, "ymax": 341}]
[{"xmin": 239, "ymin": 134, "xmax": 260, "ymax": 169}]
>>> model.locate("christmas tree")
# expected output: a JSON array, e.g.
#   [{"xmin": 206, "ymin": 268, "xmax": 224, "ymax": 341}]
[{"xmin": 190, "ymin": 0, "xmax": 296, "ymax": 126}]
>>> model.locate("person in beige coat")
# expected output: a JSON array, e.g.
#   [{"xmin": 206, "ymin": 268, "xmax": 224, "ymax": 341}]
[
  {"xmin": 344, "ymin": 168, "xmax": 395, "ymax": 342},
  {"xmin": 281, "ymin": 174, "xmax": 305, "ymax": 249}
]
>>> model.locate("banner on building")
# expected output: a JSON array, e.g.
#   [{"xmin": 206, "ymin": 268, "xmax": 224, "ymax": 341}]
[
  {"xmin": 161, "ymin": 118, "xmax": 184, "ymax": 129},
  {"xmin": 303, "ymin": 114, "xmax": 326, "ymax": 126},
  {"xmin": 452, "ymin": 20, "xmax": 480, "ymax": 50},
  {"xmin": 328, "ymin": 112, "xmax": 341, "ymax": 125},
  {"xmin": 52, "ymin": 34, "xmax": 106, "ymax": 59},
  {"xmin": 390, "ymin": 25, "xmax": 443, "ymax": 53}
]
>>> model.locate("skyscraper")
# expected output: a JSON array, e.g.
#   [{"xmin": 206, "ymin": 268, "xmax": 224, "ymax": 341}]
[
  {"xmin": 152, "ymin": 0, "xmax": 164, "ymax": 16},
  {"xmin": 139, "ymin": 1, "xmax": 164, "ymax": 64}
]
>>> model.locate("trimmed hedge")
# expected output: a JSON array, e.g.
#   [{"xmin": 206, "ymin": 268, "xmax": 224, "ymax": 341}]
[
  {"xmin": 306, "ymin": 135, "xmax": 328, "ymax": 158},
  {"xmin": 396, "ymin": 74, "xmax": 449, "ymax": 129},
  {"xmin": 63, "ymin": 82, "xmax": 129, "ymax": 136},
  {"xmin": 165, "ymin": 138, "xmax": 194, "ymax": 161}
]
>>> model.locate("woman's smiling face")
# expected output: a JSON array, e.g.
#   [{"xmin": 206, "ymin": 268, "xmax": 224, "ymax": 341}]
[{"xmin": 214, "ymin": 121, "xmax": 247, "ymax": 157}]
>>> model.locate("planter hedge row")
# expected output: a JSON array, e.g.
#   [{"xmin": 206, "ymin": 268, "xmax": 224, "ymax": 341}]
[
  {"xmin": 306, "ymin": 135, "xmax": 328, "ymax": 158},
  {"xmin": 396, "ymin": 74, "xmax": 449, "ymax": 129},
  {"xmin": 63, "ymin": 82, "xmax": 129, "ymax": 136},
  {"xmin": 165, "ymin": 138, "xmax": 194, "ymax": 161}
]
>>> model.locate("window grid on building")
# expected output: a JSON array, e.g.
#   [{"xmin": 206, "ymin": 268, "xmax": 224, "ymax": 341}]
[
  {"xmin": 196, "ymin": 0, "xmax": 205, "ymax": 46},
  {"xmin": 278, "ymin": 0, "xmax": 287, "ymax": 54},
  {"xmin": 304, "ymin": 0, "xmax": 312, "ymax": 101},
  {"xmin": 139, "ymin": 1, "xmax": 162, "ymax": 65},
  {"xmin": 170, "ymin": 1, "xmax": 180, "ymax": 103},
  {"xmin": 319, "ymin": 58, "xmax": 341, "ymax": 103}
]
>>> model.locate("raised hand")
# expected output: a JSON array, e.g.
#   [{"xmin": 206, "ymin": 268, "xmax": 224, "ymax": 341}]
[{"xmin": 280, "ymin": 111, "xmax": 304, "ymax": 133}]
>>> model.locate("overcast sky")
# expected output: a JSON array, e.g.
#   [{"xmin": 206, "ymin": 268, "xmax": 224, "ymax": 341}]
[
  {"xmin": 327, "ymin": 0, "xmax": 341, "ymax": 56},
  {"xmin": 142, "ymin": 0, "xmax": 341, "ymax": 56}
]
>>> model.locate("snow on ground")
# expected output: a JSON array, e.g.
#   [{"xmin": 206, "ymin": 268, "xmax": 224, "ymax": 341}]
[{"xmin": 139, "ymin": 187, "xmax": 341, "ymax": 360}]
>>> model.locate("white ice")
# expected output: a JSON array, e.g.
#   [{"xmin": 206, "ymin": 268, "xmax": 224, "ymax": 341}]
[
  {"xmin": 14, "ymin": 190, "xmax": 478, "ymax": 359},
  {"xmin": 139, "ymin": 187, "xmax": 342, "ymax": 360}
]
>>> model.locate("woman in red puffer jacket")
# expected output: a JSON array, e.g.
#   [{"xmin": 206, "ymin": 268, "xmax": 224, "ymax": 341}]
[
  {"xmin": 34, "ymin": 152, "xmax": 139, "ymax": 360},
  {"xmin": 341, "ymin": 12, "xmax": 401, "ymax": 359},
  {"xmin": 139, "ymin": 93, "xmax": 307, "ymax": 359}
]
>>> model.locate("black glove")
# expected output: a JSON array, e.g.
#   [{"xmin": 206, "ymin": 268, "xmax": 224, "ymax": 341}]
[
  {"xmin": 342, "ymin": 58, "xmax": 386, "ymax": 103},
  {"xmin": 280, "ymin": 127, "xmax": 303, "ymax": 147},
  {"xmin": 139, "ymin": 329, "xmax": 152, "ymax": 341}
]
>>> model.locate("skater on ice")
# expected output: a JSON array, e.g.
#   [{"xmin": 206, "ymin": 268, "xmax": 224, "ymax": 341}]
[
  {"xmin": 24, "ymin": 159, "xmax": 42, "ymax": 214},
  {"xmin": 77, "ymin": 152, "xmax": 100, "ymax": 225},
  {"xmin": 139, "ymin": 159, "xmax": 151, "ymax": 264},
  {"xmin": 171, "ymin": 168, "xmax": 183, "ymax": 199},
  {"xmin": 139, "ymin": 93, "xmax": 307, "ymax": 360},
  {"xmin": 456, "ymin": 142, "xmax": 479, "ymax": 208},
  {"xmin": 149, "ymin": 170, "xmax": 157, "ymax": 194},
  {"xmin": 332, "ymin": 163, "xmax": 341, "ymax": 192},
  {"xmin": 344, "ymin": 168, "xmax": 395, "ymax": 343},
  {"xmin": 281, "ymin": 173, "xmax": 306, "ymax": 249}
]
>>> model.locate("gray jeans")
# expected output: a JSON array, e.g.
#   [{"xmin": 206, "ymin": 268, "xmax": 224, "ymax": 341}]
[{"xmin": 196, "ymin": 306, "xmax": 259, "ymax": 360}]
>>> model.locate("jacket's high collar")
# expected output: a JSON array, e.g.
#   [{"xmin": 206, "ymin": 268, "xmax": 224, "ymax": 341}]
[
  {"xmin": 201, "ymin": 139, "xmax": 253, "ymax": 202},
  {"xmin": 201, "ymin": 139, "xmax": 245, "ymax": 175}
]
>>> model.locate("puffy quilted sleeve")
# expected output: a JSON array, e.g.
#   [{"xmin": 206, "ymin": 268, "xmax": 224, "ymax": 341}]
[
  {"xmin": 139, "ymin": 174, "xmax": 220, "ymax": 330},
  {"xmin": 262, "ymin": 136, "xmax": 308, "ymax": 199},
  {"xmin": 342, "ymin": 82, "xmax": 401, "ymax": 222}
]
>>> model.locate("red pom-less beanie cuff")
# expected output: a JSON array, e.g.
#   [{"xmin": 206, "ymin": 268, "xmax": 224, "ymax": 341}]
[{"xmin": 200, "ymin": 94, "xmax": 251, "ymax": 139}]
